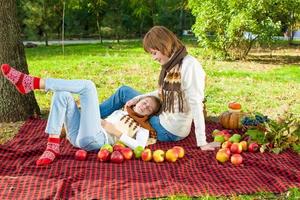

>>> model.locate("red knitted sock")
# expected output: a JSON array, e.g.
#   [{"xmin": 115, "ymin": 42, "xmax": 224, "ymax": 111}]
[
  {"xmin": 1, "ymin": 64, "xmax": 40, "ymax": 94},
  {"xmin": 36, "ymin": 137, "xmax": 60, "ymax": 166}
]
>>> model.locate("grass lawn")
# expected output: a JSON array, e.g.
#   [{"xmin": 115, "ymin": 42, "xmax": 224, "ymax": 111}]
[
  {"xmin": 1, "ymin": 40, "xmax": 299, "ymax": 199},
  {"xmin": 25, "ymin": 41, "xmax": 300, "ymax": 118}
]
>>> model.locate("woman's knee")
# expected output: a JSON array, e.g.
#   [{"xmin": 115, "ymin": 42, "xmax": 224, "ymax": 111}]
[{"xmin": 117, "ymin": 85, "xmax": 134, "ymax": 94}]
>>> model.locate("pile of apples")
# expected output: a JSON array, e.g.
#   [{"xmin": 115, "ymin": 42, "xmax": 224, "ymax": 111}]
[
  {"xmin": 212, "ymin": 129, "xmax": 259, "ymax": 166},
  {"xmin": 75, "ymin": 142, "xmax": 185, "ymax": 164}
]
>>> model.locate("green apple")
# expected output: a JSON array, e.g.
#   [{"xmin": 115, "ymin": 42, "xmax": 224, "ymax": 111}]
[
  {"xmin": 229, "ymin": 134, "xmax": 241, "ymax": 143},
  {"xmin": 134, "ymin": 146, "xmax": 144, "ymax": 159},
  {"xmin": 101, "ymin": 144, "xmax": 113, "ymax": 153},
  {"xmin": 214, "ymin": 135, "xmax": 225, "ymax": 143}
]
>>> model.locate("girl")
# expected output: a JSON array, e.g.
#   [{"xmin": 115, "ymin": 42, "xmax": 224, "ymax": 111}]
[
  {"xmin": 99, "ymin": 26, "xmax": 220, "ymax": 150},
  {"xmin": 1, "ymin": 64, "xmax": 161, "ymax": 166}
]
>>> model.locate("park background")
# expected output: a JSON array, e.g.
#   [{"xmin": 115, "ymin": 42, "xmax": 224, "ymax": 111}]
[{"xmin": 0, "ymin": 0, "xmax": 299, "ymax": 199}]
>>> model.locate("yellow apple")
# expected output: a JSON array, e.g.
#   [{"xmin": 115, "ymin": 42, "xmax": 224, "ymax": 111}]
[
  {"xmin": 216, "ymin": 149, "xmax": 229, "ymax": 163},
  {"xmin": 165, "ymin": 149, "xmax": 178, "ymax": 162},
  {"xmin": 153, "ymin": 149, "xmax": 165, "ymax": 163},
  {"xmin": 239, "ymin": 141, "xmax": 248, "ymax": 151}
]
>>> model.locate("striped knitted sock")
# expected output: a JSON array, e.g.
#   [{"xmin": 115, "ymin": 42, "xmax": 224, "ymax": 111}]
[
  {"xmin": 36, "ymin": 137, "xmax": 60, "ymax": 166},
  {"xmin": 1, "ymin": 64, "xmax": 40, "ymax": 94}
]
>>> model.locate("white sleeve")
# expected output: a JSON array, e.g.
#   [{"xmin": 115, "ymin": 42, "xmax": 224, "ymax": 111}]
[
  {"xmin": 119, "ymin": 127, "xmax": 149, "ymax": 149},
  {"xmin": 181, "ymin": 57, "xmax": 207, "ymax": 147}
]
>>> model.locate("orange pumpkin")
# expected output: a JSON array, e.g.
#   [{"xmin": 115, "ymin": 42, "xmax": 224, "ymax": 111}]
[{"xmin": 219, "ymin": 111, "xmax": 245, "ymax": 129}]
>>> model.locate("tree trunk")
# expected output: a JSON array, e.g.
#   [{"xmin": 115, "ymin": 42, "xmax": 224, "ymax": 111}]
[
  {"xmin": 96, "ymin": 12, "xmax": 102, "ymax": 43},
  {"xmin": 139, "ymin": 17, "xmax": 144, "ymax": 38},
  {"xmin": 0, "ymin": 0, "xmax": 41, "ymax": 122},
  {"xmin": 179, "ymin": 1, "xmax": 184, "ymax": 35},
  {"xmin": 45, "ymin": 32, "xmax": 49, "ymax": 46}
]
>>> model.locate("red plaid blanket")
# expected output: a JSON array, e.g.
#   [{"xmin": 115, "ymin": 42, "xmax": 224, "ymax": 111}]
[{"xmin": 0, "ymin": 119, "xmax": 299, "ymax": 199}]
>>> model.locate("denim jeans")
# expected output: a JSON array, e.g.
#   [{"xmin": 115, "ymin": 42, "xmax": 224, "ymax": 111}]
[
  {"xmin": 99, "ymin": 85, "xmax": 182, "ymax": 142},
  {"xmin": 45, "ymin": 78, "xmax": 106, "ymax": 151}
]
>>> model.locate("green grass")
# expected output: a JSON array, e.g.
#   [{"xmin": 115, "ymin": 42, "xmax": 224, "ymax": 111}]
[
  {"xmin": 149, "ymin": 187, "xmax": 300, "ymax": 199},
  {"xmin": 25, "ymin": 41, "xmax": 300, "ymax": 119}
]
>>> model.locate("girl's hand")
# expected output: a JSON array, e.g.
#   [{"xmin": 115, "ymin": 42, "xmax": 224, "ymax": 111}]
[
  {"xmin": 101, "ymin": 120, "xmax": 122, "ymax": 137},
  {"xmin": 125, "ymin": 98, "xmax": 138, "ymax": 107},
  {"xmin": 200, "ymin": 142, "xmax": 220, "ymax": 151}
]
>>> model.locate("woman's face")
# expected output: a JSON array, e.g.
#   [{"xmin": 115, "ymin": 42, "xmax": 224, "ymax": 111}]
[
  {"xmin": 133, "ymin": 97, "xmax": 157, "ymax": 116},
  {"xmin": 149, "ymin": 49, "xmax": 170, "ymax": 65}
]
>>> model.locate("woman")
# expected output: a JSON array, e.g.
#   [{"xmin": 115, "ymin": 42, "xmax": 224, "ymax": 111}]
[
  {"xmin": 1, "ymin": 64, "xmax": 161, "ymax": 166},
  {"xmin": 99, "ymin": 26, "xmax": 220, "ymax": 150}
]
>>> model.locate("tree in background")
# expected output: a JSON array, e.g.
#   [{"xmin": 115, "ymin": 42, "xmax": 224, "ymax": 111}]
[
  {"xmin": 130, "ymin": 0, "xmax": 156, "ymax": 37},
  {"xmin": 0, "ymin": 0, "xmax": 40, "ymax": 122},
  {"xmin": 20, "ymin": 0, "xmax": 63, "ymax": 46},
  {"xmin": 17, "ymin": 0, "xmax": 195, "ymax": 41},
  {"xmin": 188, "ymin": 0, "xmax": 292, "ymax": 60},
  {"xmin": 271, "ymin": 0, "xmax": 300, "ymax": 43},
  {"xmin": 155, "ymin": 0, "xmax": 194, "ymax": 35},
  {"xmin": 87, "ymin": 0, "xmax": 107, "ymax": 43}
]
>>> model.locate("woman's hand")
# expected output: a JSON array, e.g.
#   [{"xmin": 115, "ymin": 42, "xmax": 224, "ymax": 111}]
[
  {"xmin": 125, "ymin": 98, "xmax": 139, "ymax": 108},
  {"xmin": 200, "ymin": 142, "xmax": 220, "ymax": 151},
  {"xmin": 101, "ymin": 120, "xmax": 122, "ymax": 138}
]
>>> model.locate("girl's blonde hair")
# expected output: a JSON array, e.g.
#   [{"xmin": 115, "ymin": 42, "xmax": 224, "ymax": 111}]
[{"xmin": 143, "ymin": 26, "xmax": 184, "ymax": 57}]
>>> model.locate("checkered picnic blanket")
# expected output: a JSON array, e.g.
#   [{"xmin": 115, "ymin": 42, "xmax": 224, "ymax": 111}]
[{"xmin": 0, "ymin": 119, "xmax": 299, "ymax": 199}]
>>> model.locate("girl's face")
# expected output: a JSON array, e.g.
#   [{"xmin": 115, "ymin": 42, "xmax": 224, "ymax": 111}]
[
  {"xmin": 149, "ymin": 49, "xmax": 170, "ymax": 65},
  {"xmin": 133, "ymin": 97, "xmax": 157, "ymax": 116}
]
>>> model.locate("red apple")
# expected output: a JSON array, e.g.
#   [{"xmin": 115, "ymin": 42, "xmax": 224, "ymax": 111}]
[
  {"xmin": 231, "ymin": 154, "xmax": 243, "ymax": 166},
  {"xmin": 248, "ymin": 143, "xmax": 259, "ymax": 153},
  {"xmin": 115, "ymin": 141, "xmax": 126, "ymax": 146},
  {"xmin": 75, "ymin": 149, "xmax": 87, "ymax": 161},
  {"xmin": 172, "ymin": 146, "xmax": 185, "ymax": 158},
  {"xmin": 239, "ymin": 141, "xmax": 248, "ymax": 151},
  {"xmin": 221, "ymin": 129, "xmax": 230, "ymax": 135},
  {"xmin": 222, "ymin": 141, "xmax": 232, "ymax": 149},
  {"xmin": 113, "ymin": 143, "xmax": 125, "ymax": 152},
  {"xmin": 216, "ymin": 149, "xmax": 229, "ymax": 163},
  {"xmin": 110, "ymin": 151, "xmax": 124, "ymax": 163},
  {"xmin": 215, "ymin": 130, "xmax": 225, "ymax": 137},
  {"xmin": 120, "ymin": 147, "xmax": 133, "ymax": 160},
  {"xmin": 230, "ymin": 142, "xmax": 243, "ymax": 154},
  {"xmin": 98, "ymin": 149, "xmax": 110, "ymax": 162},
  {"xmin": 153, "ymin": 149, "xmax": 165, "ymax": 163},
  {"xmin": 223, "ymin": 147, "xmax": 231, "ymax": 157},
  {"xmin": 141, "ymin": 148, "xmax": 152, "ymax": 161}
]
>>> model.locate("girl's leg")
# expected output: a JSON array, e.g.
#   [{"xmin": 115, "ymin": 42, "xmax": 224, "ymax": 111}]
[
  {"xmin": 45, "ymin": 79, "xmax": 106, "ymax": 151},
  {"xmin": 99, "ymin": 85, "xmax": 140, "ymax": 118},
  {"xmin": 1, "ymin": 64, "xmax": 105, "ymax": 163},
  {"xmin": 36, "ymin": 91, "xmax": 81, "ymax": 166},
  {"xmin": 149, "ymin": 116, "xmax": 183, "ymax": 142}
]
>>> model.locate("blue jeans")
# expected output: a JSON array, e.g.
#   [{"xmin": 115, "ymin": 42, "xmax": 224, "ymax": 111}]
[
  {"xmin": 99, "ymin": 85, "xmax": 182, "ymax": 142},
  {"xmin": 45, "ymin": 78, "xmax": 106, "ymax": 151}
]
